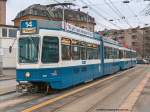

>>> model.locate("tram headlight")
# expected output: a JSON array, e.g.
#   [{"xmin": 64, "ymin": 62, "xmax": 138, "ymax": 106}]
[{"xmin": 25, "ymin": 72, "xmax": 31, "ymax": 78}]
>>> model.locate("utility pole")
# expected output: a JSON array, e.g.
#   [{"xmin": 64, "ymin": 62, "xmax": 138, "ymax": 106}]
[
  {"xmin": 62, "ymin": 5, "xmax": 65, "ymax": 29},
  {"xmin": 0, "ymin": 38, "xmax": 3, "ymax": 76},
  {"xmin": 143, "ymin": 28, "xmax": 145, "ymax": 58}
]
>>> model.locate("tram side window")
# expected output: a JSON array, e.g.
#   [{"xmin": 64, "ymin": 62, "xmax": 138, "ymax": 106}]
[
  {"xmin": 93, "ymin": 45, "xmax": 99, "ymax": 59},
  {"xmin": 42, "ymin": 36, "xmax": 59, "ymax": 63},
  {"xmin": 87, "ymin": 43, "xmax": 98, "ymax": 60},
  {"xmin": 119, "ymin": 50, "xmax": 123, "ymax": 59},
  {"xmin": 127, "ymin": 51, "xmax": 130, "ymax": 58},
  {"xmin": 123, "ymin": 51, "xmax": 126, "ymax": 58},
  {"xmin": 61, "ymin": 38, "xmax": 71, "ymax": 60},
  {"xmin": 80, "ymin": 42, "xmax": 87, "ymax": 60},
  {"xmin": 104, "ymin": 46, "xmax": 110, "ymax": 59},
  {"xmin": 113, "ymin": 48, "xmax": 116, "ymax": 59},
  {"xmin": 72, "ymin": 40, "xmax": 80, "ymax": 60},
  {"xmin": 134, "ymin": 52, "xmax": 137, "ymax": 58},
  {"xmin": 104, "ymin": 46, "xmax": 106, "ymax": 59},
  {"xmin": 114, "ymin": 48, "xmax": 119, "ymax": 59},
  {"xmin": 87, "ymin": 47, "xmax": 93, "ymax": 59}
]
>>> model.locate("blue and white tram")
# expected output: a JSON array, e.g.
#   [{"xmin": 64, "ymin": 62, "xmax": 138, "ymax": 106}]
[
  {"xmin": 103, "ymin": 37, "xmax": 121, "ymax": 75},
  {"xmin": 16, "ymin": 20, "xmax": 136, "ymax": 92}
]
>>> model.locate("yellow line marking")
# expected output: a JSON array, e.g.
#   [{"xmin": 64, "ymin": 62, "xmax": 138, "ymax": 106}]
[
  {"xmin": 119, "ymin": 72, "xmax": 150, "ymax": 111},
  {"xmin": 22, "ymin": 67, "xmax": 136, "ymax": 112}
]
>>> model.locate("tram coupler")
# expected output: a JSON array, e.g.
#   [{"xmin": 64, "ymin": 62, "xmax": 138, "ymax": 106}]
[{"xmin": 16, "ymin": 83, "xmax": 38, "ymax": 93}]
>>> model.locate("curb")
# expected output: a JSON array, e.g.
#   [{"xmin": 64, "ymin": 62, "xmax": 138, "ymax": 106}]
[
  {"xmin": 0, "ymin": 90, "xmax": 16, "ymax": 96},
  {"xmin": 0, "ymin": 76, "xmax": 16, "ymax": 81}
]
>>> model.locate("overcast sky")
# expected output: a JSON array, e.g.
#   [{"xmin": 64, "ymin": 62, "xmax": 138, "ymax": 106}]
[{"xmin": 6, "ymin": 0, "xmax": 150, "ymax": 30}]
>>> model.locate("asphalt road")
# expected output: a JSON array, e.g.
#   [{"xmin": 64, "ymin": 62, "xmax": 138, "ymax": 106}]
[
  {"xmin": 54, "ymin": 66, "xmax": 150, "ymax": 112},
  {"xmin": 0, "ymin": 65, "xmax": 150, "ymax": 112}
]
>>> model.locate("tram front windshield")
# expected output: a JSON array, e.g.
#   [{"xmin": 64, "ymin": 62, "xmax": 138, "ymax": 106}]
[{"xmin": 19, "ymin": 37, "xmax": 39, "ymax": 63}]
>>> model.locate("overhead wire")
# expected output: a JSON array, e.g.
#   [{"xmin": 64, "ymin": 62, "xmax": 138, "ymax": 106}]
[
  {"xmin": 80, "ymin": 0, "xmax": 122, "ymax": 29},
  {"xmin": 126, "ymin": 3, "xmax": 142, "ymax": 25},
  {"xmin": 104, "ymin": 0, "xmax": 133, "ymax": 28},
  {"xmin": 52, "ymin": 0, "xmax": 113, "ymax": 29}
]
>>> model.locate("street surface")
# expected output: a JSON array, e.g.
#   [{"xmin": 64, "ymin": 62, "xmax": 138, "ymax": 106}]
[
  {"xmin": 0, "ymin": 69, "xmax": 16, "ymax": 95},
  {"xmin": 0, "ymin": 79, "xmax": 17, "ymax": 95},
  {"xmin": 0, "ymin": 65, "xmax": 150, "ymax": 112}
]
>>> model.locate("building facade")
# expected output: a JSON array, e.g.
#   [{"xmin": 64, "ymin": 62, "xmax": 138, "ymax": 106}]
[
  {"xmin": 13, "ymin": 3, "xmax": 96, "ymax": 32},
  {"xmin": 0, "ymin": 25, "xmax": 18, "ymax": 68},
  {"xmin": 100, "ymin": 28, "xmax": 144, "ymax": 58},
  {"xmin": 142, "ymin": 27, "xmax": 150, "ymax": 58},
  {"xmin": 0, "ymin": 0, "xmax": 7, "ymax": 24}
]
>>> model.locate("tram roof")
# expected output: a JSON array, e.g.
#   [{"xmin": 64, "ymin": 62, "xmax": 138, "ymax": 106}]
[{"xmin": 20, "ymin": 19, "xmax": 102, "ymax": 41}]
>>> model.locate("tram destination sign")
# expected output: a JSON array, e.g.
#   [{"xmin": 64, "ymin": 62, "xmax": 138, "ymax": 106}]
[
  {"xmin": 20, "ymin": 20, "xmax": 38, "ymax": 35},
  {"xmin": 65, "ymin": 23, "xmax": 94, "ymax": 38}
]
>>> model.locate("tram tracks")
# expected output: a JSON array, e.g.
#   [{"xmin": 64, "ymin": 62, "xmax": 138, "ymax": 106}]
[
  {"xmin": 21, "ymin": 66, "xmax": 145, "ymax": 112},
  {"xmin": 0, "ymin": 93, "xmax": 45, "ymax": 112},
  {"xmin": 0, "ymin": 65, "xmax": 147, "ymax": 112},
  {"xmin": 84, "ymin": 67, "xmax": 150, "ymax": 112},
  {"xmin": 48, "ymin": 67, "xmax": 146, "ymax": 112}
]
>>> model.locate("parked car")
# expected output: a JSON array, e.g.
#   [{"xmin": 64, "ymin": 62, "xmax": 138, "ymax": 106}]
[{"xmin": 137, "ymin": 59, "xmax": 149, "ymax": 64}]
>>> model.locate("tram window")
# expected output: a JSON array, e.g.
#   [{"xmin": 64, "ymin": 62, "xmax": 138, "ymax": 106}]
[
  {"xmin": 72, "ymin": 40, "xmax": 80, "ymax": 60},
  {"xmin": 72, "ymin": 46, "xmax": 80, "ymax": 60},
  {"xmin": 80, "ymin": 47, "xmax": 86, "ymax": 60},
  {"xmin": 104, "ymin": 46, "xmax": 107, "ymax": 59},
  {"xmin": 80, "ymin": 42, "xmax": 86, "ymax": 60},
  {"xmin": 97, "ymin": 45, "xmax": 100, "ymax": 59},
  {"xmin": 109, "ymin": 47, "xmax": 113, "ymax": 59},
  {"xmin": 113, "ymin": 48, "xmax": 116, "ymax": 59},
  {"xmin": 87, "ymin": 48, "xmax": 94, "ymax": 59},
  {"xmin": 19, "ymin": 37, "xmax": 39, "ymax": 63},
  {"xmin": 104, "ymin": 46, "xmax": 110, "ymax": 59},
  {"xmin": 62, "ymin": 45, "xmax": 71, "ymax": 60},
  {"xmin": 114, "ymin": 48, "xmax": 119, "ymax": 59},
  {"xmin": 119, "ymin": 50, "xmax": 123, "ymax": 59},
  {"xmin": 123, "ymin": 51, "xmax": 126, "ymax": 58},
  {"xmin": 41, "ymin": 36, "xmax": 59, "ymax": 63},
  {"xmin": 61, "ymin": 38, "xmax": 71, "ymax": 60},
  {"xmin": 128, "ymin": 51, "xmax": 130, "ymax": 58},
  {"xmin": 116, "ymin": 49, "xmax": 119, "ymax": 59},
  {"xmin": 93, "ymin": 48, "xmax": 98, "ymax": 59}
]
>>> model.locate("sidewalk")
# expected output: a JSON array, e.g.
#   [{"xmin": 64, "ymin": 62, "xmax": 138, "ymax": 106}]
[
  {"xmin": 0, "ymin": 69, "xmax": 16, "ymax": 95},
  {"xmin": 0, "ymin": 69, "xmax": 16, "ymax": 81},
  {"xmin": 133, "ymin": 76, "xmax": 150, "ymax": 112}
]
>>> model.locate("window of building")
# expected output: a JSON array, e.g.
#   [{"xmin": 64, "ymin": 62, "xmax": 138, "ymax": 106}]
[
  {"xmin": 61, "ymin": 37, "xmax": 71, "ymax": 60},
  {"xmin": 132, "ymin": 42, "xmax": 138, "ymax": 46},
  {"xmin": 41, "ymin": 36, "xmax": 59, "ymax": 63},
  {"xmin": 132, "ymin": 35, "xmax": 137, "ymax": 39},
  {"xmin": 9, "ymin": 29, "xmax": 17, "ymax": 38},
  {"xmin": 2, "ymin": 28, "xmax": 7, "ymax": 37}
]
